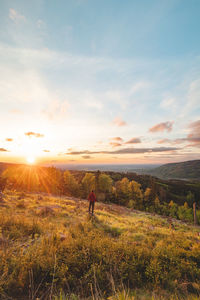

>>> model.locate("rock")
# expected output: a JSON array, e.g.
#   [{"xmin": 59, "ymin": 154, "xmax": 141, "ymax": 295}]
[
  {"xmin": 148, "ymin": 226, "xmax": 155, "ymax": 230},
  {"xmin": 59, "ymin": 233, "xmax": 67, "ymax": 241},
  {"xmin": 37, "ymin": 206, "xmax": 55, "ymax": 217}
]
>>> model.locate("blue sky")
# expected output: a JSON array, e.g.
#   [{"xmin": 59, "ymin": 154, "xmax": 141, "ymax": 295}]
[{"xmin": 0, "ymin": 0, "xmax": 200, "ymax": 164}]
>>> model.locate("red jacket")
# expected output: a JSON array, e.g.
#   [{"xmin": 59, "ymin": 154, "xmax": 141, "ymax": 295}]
[{"xmin": 88, "ymin": 192, "xmax": 96, "ymax": 202}]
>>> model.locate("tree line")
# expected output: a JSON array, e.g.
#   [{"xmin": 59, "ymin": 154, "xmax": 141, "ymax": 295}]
[{"xmin": 0, "ymin": 165, "xmax": 199, "ymax": 223}]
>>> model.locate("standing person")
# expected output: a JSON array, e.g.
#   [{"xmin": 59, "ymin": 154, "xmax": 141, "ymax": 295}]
[{"xmin": 88, "ymin": 190, "xmax": 96, "ymax": 215}]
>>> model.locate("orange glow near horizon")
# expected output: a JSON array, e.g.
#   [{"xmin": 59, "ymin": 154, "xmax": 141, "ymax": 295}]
[{"xmin": 26, "ymin": 156, "xmax": 36, "ymax": 165}]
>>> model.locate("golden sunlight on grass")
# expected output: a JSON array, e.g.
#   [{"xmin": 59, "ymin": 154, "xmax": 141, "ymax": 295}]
[{"xmin": 0, "ymin": 191, "xmax": 200, "ymax": 299}]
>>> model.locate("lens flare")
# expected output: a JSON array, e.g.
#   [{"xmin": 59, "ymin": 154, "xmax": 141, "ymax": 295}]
[{"xmin": 26, "ymin": 156, "xmax": 35, "ymax": 164}]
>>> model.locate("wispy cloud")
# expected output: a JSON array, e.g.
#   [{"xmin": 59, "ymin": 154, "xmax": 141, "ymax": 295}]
[
  {"xmin": 109, "ymin": 142, "xmax": 122, "ymax": 147},
  {"xmin": 36, "ymin": 19, "xmax": 46, "ymax": 29},
  {"xmin": 160, "ymin": 97, "xmax": 176, "ymax": 109},
  {"xmin": 84, "ymin": 99, "xmax": 103, "ymax": 110},
  {"xmin": 9, "ymin": 109, "xmax": 23, "ymax": 114},
  {"xmin": 82, "ymin": 155, "xmax": 91, "ymax": 159},
  {"xmin": 110, "ymin": 137, "xmax": 124, "ymax": 142},
  {"xmin": 42, "ymin": 100, "xmax": 69, "ymax": 120},
  {"xmin": 157, "ymin": 138, "xmax": 171, "ymax": 144},
  {"xmin": 125, "ymin": 137, "xmax": 141, "ymax": 144},
  {"xmin": 185, "ymin": 120, "xmax": 200, "ymax": 147},
  {"xmin": 188, "ymin": 120, "xmax": 200, "ymax": 136},
  {"xmin": 66, "ymin": 146, "xmax": 179, "ymax": 155},
  {"xmin": 156, "ymin": 120, "xmax": 200, "ymax": 147},
  {"xmin": 0, "ymin": 148, "xmax": 8, "ymax": 152},
  {"xmin": 113, "ymin": 117, "xmax": 127, "ymax": 127},
  {"xmin": 149, "ymin": 121, "xmax": 173, "ymax": 133},
  {"xmin": 130, "ymin": 81, "xmax": 150, "ymax": 94},
  {"xmin": 5, "ymin": 138, "xmax": 13, "ymax": 142},
  {"xmin": 25, "ymin": 132, "xmax": 44, "ymax": 138},
  {"xmin": 186, "ymin": 79, "xmax": 200, "ymax": 113},
  {"xmin": 9, "ymin": 8, "xmax": 26, "ymax": 23},
  {"xmin": 43, "ymin": 149, "xmax": 50, "ymax": 152}
]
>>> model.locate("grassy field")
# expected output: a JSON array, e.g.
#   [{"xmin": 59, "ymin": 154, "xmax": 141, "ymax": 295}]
[{"xmin": 0, "ymin": 191, "xmax": 200, "ymax": 299}]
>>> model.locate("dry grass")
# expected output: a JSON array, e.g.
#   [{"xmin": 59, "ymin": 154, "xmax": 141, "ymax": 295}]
[{"xmin": 0, "ymin": 191, "xmax": 200, "ymax": 299}]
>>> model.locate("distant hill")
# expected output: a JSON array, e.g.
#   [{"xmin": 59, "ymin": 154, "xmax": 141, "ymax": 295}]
[
  {"xmin": 0, "ymin": 162, "xmax": 21, "ymax": 174},
  {"xmin": 145, "ymin": 160, "xmax": 200, "ymax": 180}
]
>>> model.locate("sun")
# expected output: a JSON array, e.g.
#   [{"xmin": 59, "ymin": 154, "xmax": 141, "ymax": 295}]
[{"xmin": 26, "ymin": 156, "xmax": 35, "ymax": 165}]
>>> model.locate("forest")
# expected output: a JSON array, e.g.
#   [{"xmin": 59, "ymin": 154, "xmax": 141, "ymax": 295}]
[{"xmin": 1, "ymin": 165, "xmax": 200, "ymax": 225}]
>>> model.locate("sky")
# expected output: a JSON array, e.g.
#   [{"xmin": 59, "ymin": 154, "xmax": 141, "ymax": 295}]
[{"xmin": 0, "ymin": 0, "xmax": 200, "ymax": 165}]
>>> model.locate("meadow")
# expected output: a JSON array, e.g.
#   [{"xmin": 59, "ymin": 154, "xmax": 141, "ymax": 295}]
[{"xmin": 0, "ymin": 190, "xmax": 200, "ymax": 299}]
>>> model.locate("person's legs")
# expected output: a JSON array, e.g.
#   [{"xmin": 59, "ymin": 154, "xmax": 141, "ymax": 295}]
[
  {"xmin": 89, "ymin": 201, "xmax": 92, "ymax": 213},
  {"xmin": 92, "ymin": 201, "xmax": 95, "ymax": 214}
]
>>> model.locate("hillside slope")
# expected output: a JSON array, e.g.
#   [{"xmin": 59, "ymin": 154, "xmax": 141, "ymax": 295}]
[
  {"xmin": 0, "ymin": 191, "xmax": 200, "ymax": 299},
  {"xmin": 146, "ymin": 160, "xmax": 200, "ymax": 179}
]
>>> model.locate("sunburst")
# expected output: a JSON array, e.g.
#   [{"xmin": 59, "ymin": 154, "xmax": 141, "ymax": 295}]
[{"xmin": 26, "ymin": 156, "xmax": 35, "ymax": 164}]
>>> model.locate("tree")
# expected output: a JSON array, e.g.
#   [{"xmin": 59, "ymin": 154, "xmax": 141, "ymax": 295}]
[
  {"xmin": 46, "ymin": 167, "xmax": 63, "ymax": 195},
  {"xmin": 129, "ymin": 180, "xmax": 143, "ymax": 209},
  {"xmin": 115, "ymin": 177, "xmax": 131, "ymax": 205},
  {"xmin": 97, "ymin": 173, "xmax": 113, "ymax": 202},
  {"xmin": 186, "ymin": 191, "xmax": 195, "ymax": 206},
  {"xmin": 144, "ymin": 187, "xmax": 153, "ymax": 207},
  {"xmin": 81, "ymin": 173, "xmax": 96, "ymax": 198},
  {"xmin": 154, "ymin": 195, "xmax": 160, "ymax": 208},
  {"xmin": 98, "ymin": 173, "xmax": 113, "ymax": 193},
  {"xmin": 63, "ymin": 170, "xmax": 80, "ymax": 197},
  {"xmin": 168, "ymin": 200, "xmax": 178, "ymax": 218}
]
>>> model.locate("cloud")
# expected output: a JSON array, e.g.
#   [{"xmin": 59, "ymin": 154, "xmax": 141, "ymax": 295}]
[
  {"xmin": 25, "ymin": 132, "xmax": 44, "ymax": 138},
  {"xmin": 83, "ymin": 92, "xmax": 103, "ymax": 110},
  {"xmin": 130, "ymin": 81, "xmax": 150, "ymax": 94},
  {"xmin": 188, "ymin": 120, "xmax": 200, "ymax": 136},
  {"xmin": 66, "ymin": 146, "xmax": 179, "ymax": 155},
  {"xmin": 149, "ymin": 121, "xmax": 173, "ymax": 133},
  {"xmin": 106, "ymin": 90, "xmax": 129, "ymax": 110},
  {"xmin": 0, "ymin": 148, "xmax": 8, "ymax": 152},
  {"xmin": 36, "ymin": 19, "xmax": 46, "ymax": 29},
  {"xmin": 106, "ymin": 81, "xmax": 151, "ymax": 111},
  {"xmin": 173, "ymin": 120, "xmax": 200, "ymax": 147},
  {"xmin": 185, "ymin": 120, "xmax": 200, "ymax": 147},
  {"xmin": 43, "ymin": 100, "xmax": 69, "ymax": 120},
  {"xmin": 160, "ymin": 97, "xmax": 176, "ymax": 109},
  {"xmin": 125, "ymin": 137, "xmax": 141, "ymax": 144},
  {"xmin": 110, "ymin": 137, "xmax": 123, "ymax": 142},
  {"xmin": 156, "ymin": 120, "xmax": 200, "ymax": 147},
  {"xmin": 157, "ymin": 138, "xmax": 172, "ymax": 144},
  {"xmin": 82, "ymin": 155, "xmax": 91, "ymax": 159},
  {"xmin": 10, "ymin": 109, "xmax": 23, "ymax": 114},
  {"xmin": 186, "ymin": 79, "xmax": 200, "ymax": 112},
  {"xmin": 113, "ymin": 117, "xmax": 127, "ymax": 127},
  {"xmin": 109, "ymin": 142, "xmax": 122, "ymax": 147},
  {"xmin": 43, "ymin": 150, "xmax": 50, "ymax": 152},
  {"xmin": 9, "ymin": 8, "xmax": 26, "ymax": 23},
  {"xmin": 85, "ymin": 100, "xmax": 103, "ymax": 109},
  {"xmin": 5, "ymin": 138, "xmax": 13, "ymax": 142}
]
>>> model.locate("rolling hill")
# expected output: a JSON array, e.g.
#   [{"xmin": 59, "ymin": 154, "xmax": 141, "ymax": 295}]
[{"xmin": 145, "ymin": 160, "xmax": 200, "ymax": 180}]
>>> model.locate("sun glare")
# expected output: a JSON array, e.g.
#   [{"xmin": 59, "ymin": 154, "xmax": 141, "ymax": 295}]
[{"xmin": 26, "ymin": 156, "xmax": 35, "ymax": 165}]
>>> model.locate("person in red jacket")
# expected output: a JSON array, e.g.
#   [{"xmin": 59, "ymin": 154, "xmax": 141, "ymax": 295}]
[{"xmin": 88, "ymin": 190, "xmax": 96, "ymax": 215}]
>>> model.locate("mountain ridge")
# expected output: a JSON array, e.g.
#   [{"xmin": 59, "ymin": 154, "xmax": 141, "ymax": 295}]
[{"xmin": 145, "ymin": 159, "xmax": 200, "ymax": 180}]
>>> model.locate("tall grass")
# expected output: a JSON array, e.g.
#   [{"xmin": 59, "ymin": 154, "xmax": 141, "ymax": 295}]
[{"xmin": 0, "ymin": 191, "xmax": 200, "ymax": 299}]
